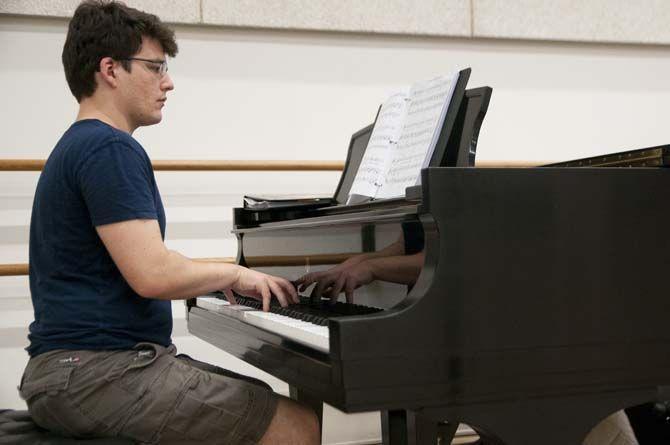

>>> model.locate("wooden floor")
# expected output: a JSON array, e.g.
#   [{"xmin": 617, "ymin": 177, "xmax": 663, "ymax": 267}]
[
  {"xmin": 452, "ymin": 434, "xmax": 480, "ymax": 444},
  {"xmin": 372, "ymin": 432, "xmax": 480, "ymax": 445}
]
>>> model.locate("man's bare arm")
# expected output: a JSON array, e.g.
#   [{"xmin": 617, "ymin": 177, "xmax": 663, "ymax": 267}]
[
  {"xmin": 96, "ymin": 218, "xmax": 297, "ymax": 308},
  {"xmin": 366, "ymin": 252, "xmax": 424, "ymax": 286}
]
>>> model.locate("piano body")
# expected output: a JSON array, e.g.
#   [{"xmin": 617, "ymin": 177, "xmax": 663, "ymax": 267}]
[{"xmin": 186, "ymin": 82, "xmax": 670, "ymax": 444}]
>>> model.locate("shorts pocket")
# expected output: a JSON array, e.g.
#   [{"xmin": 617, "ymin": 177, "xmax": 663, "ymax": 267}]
[
  {"xmin": 169, "ymin": 393, "xmax": 229, "ymax": 440},
  {"xmin": 165, "ymin": 372, "xmax": 250, "ymax": 442},
  {"xmin": 19, "ymin": 366, "xmax": 74, "ymax": 402},
  {"xmin": 28, "ymin": 392, "xmax": 101, "ymax": 438},
  {"xmin": 83, "ymin": 356, "xmax": 164, "ymax": 430},
  {"xmin": 119, "ymin": 360, "xmax": 197, "ymax": 444}
]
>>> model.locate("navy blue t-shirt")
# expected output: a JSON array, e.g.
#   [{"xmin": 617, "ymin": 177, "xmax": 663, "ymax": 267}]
[{"xmin": 27, "ymin": 119, "xmax": 172, "ymax": 357}]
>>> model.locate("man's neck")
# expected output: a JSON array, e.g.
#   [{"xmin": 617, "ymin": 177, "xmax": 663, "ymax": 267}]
[{"xmin": 77, "ymin": 98, "xmax": 135, "ymax": 134}]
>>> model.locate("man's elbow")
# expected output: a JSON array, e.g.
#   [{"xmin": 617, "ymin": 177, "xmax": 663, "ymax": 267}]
[
  {"xmin": 130, "ymin": 279, "xmax": 171, "ymax": 300},
  {"xmin": 122, "ymin": 256, "xmax": 177, "ymax": 299}
]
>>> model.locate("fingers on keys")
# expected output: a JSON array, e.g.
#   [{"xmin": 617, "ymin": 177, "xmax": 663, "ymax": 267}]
[
  {"xmin": 344, "ymin": 279, "xmax": 355, "ymax": 303},
  {"xmin": 330, "ymin": 274, "xmax": 347, "ymax": 304},
  {"xmin": 260, "ymin": 281, "xmax": 271, "ymax": 312},
  {"xmin": 297, "ymin": 271, "xmax": 357, "ymax": 303},
  {"xmin": 296, "ymin": 272, "xmax": 320, "ymax": 293},
  {"xmin": 268, "ymin": 280, "xmax": 288, "ymax": 308},
  {"xmin": 223, "ymin": 289, "xmax": 237, "ymax": 305},
  {"xmin": 260, "ymin": 275, "xmax": 299, "ymax": 311}
]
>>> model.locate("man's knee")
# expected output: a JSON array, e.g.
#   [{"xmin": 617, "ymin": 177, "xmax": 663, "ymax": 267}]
[{"xmin": 259, "ymin": 397, "xmax": 320, "ymax": 445}]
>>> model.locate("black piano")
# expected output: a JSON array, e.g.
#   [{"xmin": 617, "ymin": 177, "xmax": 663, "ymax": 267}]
[{"xmin": 186, "ymin": 77, "xmax": 670, "ymax": 444}]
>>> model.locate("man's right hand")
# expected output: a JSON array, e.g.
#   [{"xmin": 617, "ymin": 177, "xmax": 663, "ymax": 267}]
[{"xmin": 224, "ymin": 266, "xmax": 299, "ymax": 312}]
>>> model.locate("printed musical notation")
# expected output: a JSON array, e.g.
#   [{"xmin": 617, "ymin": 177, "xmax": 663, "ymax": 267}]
[
  {"xmin": 349, "ymin": 90, "xmax": 409, "ymax": 197},
  {"xmin": 349, "ymin": 71, "xmax": 461, "ymax": 200},
  {"xmin": 379, "ymin": 75, "xmax": 456, "ymax": 199}
]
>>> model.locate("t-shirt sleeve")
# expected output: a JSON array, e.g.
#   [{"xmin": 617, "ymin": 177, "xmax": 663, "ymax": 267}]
[
  {"xmin": 78, "ymin": 142, "xmax": 158, "ymax": 226},
  {"xmin": 401, "ymin": 221, "xmax": 424, "ymax": 255}
]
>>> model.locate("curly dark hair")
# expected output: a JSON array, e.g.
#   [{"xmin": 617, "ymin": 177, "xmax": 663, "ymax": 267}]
[{"xmin": 62, "ymin": 0, "xmax": 178, "ymax": 102}]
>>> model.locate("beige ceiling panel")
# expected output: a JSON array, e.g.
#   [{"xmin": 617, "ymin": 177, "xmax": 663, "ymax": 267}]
[
  {"xmin": 0, "ymin": 0, "xmax": 200, "ymax": 24},
  {"xmin": 202, "ymin": 0, "xmax": 471, "ymax": 37},
  {"xmin": 473, "ymin": 0, "xmax": 670, "ymax": 45}
]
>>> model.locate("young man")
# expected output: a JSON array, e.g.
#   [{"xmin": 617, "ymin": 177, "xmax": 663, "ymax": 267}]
[{"xmin": 19, "ymin": 1, "xmax": 320, "ymax": 444}]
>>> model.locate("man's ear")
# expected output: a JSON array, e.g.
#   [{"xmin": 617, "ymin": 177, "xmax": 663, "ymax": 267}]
[{"xmin": 97, "ymin": 57, "xmax": 119, "ymax": 88}]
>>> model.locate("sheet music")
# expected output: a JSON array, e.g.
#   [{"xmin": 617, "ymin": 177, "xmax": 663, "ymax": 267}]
[
  {"xmin": 349, "ymin": 90, "xmax": 409, "ymax": 198},
  {"xmin": 377, "ymin": 73, "xmax": 459, "ymax": 199}
]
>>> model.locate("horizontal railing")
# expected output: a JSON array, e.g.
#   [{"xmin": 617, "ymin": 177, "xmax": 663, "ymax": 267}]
[
  {"xmin": 0, "ymin": 264, "xmax": 29, "ymax": 277},
  {"xmin": 0, "ymin": 254, "xmax": 359, "ymax": 276},
  {"xmin": 0, "ymin": 159, "xmax": 542, "ymax": 171},
  {"xmin": 0, "ymin": 159, "xmax": 345, "ymax": 171},
  {"xmin": 0, "ymin": 158, "xmax": 543, "ymax": 276}
]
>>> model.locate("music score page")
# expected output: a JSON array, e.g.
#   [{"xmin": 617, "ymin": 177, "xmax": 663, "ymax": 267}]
[
  {"xmin": 348, "ymin": 72, "xmax": 460, "ymax": 200},
  {"xmin": 349, "ymin": 90, "xmax": 409, "ymax": 198},
  {"xmin": 378, "ymin": 74, "xmax": 458, "ymax": 198}
]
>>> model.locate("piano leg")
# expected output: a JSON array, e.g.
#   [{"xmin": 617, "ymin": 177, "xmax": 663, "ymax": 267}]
[
  {"xmin": 436, "ymin": 421, "xmax": 459, "ymax": 445},
  {"xmin": 381, "ymin": 410, "xmax": 409, "ymax": 445},
  {"xmin": 381, "ymin": 409, "xmax": 447, "ymax": 445},
  {"xmin": 289, "ymin": 385, "xmax": 323, "ymax": 435}
]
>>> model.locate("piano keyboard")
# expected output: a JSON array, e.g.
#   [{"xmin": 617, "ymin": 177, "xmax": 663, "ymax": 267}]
[
  {"xmin": 196, "ymin": 294, "xmax": 382, "ymax": 353},
  {"xmin": 197, "ymin": 296, "xmax": 330, "ymax": 352}
]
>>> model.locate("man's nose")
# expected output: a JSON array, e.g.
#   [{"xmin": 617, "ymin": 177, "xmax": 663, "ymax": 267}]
[{"xmin": 161, "ymin": 73, "xmax": 174, "ymax": 91}]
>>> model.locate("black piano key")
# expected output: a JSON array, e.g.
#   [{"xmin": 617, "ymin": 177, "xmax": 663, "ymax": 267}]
[{"xmin": 222, "ymin": 294, "xmax": 383, "ymax": 323}]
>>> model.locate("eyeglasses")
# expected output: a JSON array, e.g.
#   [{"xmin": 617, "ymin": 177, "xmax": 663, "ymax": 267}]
[{"xmin": 120, "ymin": 57, "xmax": 168, "ymax": 77}]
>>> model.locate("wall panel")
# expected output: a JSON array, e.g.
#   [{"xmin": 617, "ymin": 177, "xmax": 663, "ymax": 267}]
[
  {"xmin": 473, "ymin": 0, "xmax": 670, "ymax": 44},
  {"xmin": 1, "ymin": 11, "xmax": 669, "ymax": 442}
]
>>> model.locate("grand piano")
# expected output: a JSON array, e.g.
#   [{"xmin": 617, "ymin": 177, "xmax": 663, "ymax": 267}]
[{"xmin": 186, "ymin": 73, "xmax": 670, "ymax": 444}]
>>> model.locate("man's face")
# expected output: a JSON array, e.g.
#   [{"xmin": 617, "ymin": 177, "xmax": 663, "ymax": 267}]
[{"xmin": 117, "ymin": 37, "xmax": 174, "ymax": 130}]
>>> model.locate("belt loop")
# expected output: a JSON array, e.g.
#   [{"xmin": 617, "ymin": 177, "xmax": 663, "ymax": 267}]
[{"xmin": 17, "ymin": 372, "xmax": 26, "ymax": 393}]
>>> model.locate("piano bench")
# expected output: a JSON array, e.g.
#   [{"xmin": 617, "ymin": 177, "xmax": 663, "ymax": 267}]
[{"xmin": 0, "ymin": 409, "xmax": 134, "ymax": 444}]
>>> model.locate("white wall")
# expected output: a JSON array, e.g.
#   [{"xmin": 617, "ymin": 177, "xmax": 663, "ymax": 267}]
[{"xmin": 2, "ymin": 13, "xmax": 670, "ymax": 443}]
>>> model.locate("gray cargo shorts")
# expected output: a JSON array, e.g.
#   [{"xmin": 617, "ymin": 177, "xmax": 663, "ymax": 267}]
[{"xmin": 18, "ymin": 343, "xmax": 278, "ymax": 444}]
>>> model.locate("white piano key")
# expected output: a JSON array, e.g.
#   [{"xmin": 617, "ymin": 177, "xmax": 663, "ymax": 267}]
[
  {"xmin": 196, "ymin": 296, "xmax": 229, "ymax": 312},
  {"xmin": 244, "ymin": 311, "xmax": 330, "ymax": 353},
  {"xmin": 197, "ymin": 297, "xmax": 330, "ymax": 353},
  {"xmin": 301, "ymin": 325, "xmax": 329, "ymax": 337}
]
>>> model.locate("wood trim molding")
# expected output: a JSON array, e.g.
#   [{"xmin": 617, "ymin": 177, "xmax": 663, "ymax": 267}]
[
  {"xmin": 0, "ymin": 159, "xmax": 45, "ymax": 171},
  {"xmin": 192, "ymin": 257, "xmax": 236, "ymax": 264},
  {"xmin": 0, "ymin": 159, "xmax": 346, "ymax": 172},
  {"xmin": 244, "ymin": 253, "xmax": 354, "ymax": 267},
  {"xmin": 2, "ymin": 254, "xmax": 360, "ymax": 276},
  {"xmin": 0, "ymin": 264, "xmax": 29, "ymax": 277},
  {"xmin": 0, "ymin": 158, "xmax": 544, "ymax": 171},
  {"xmin": 152, "ymin": 160, "xmax": 345, "ymax": 171}
]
